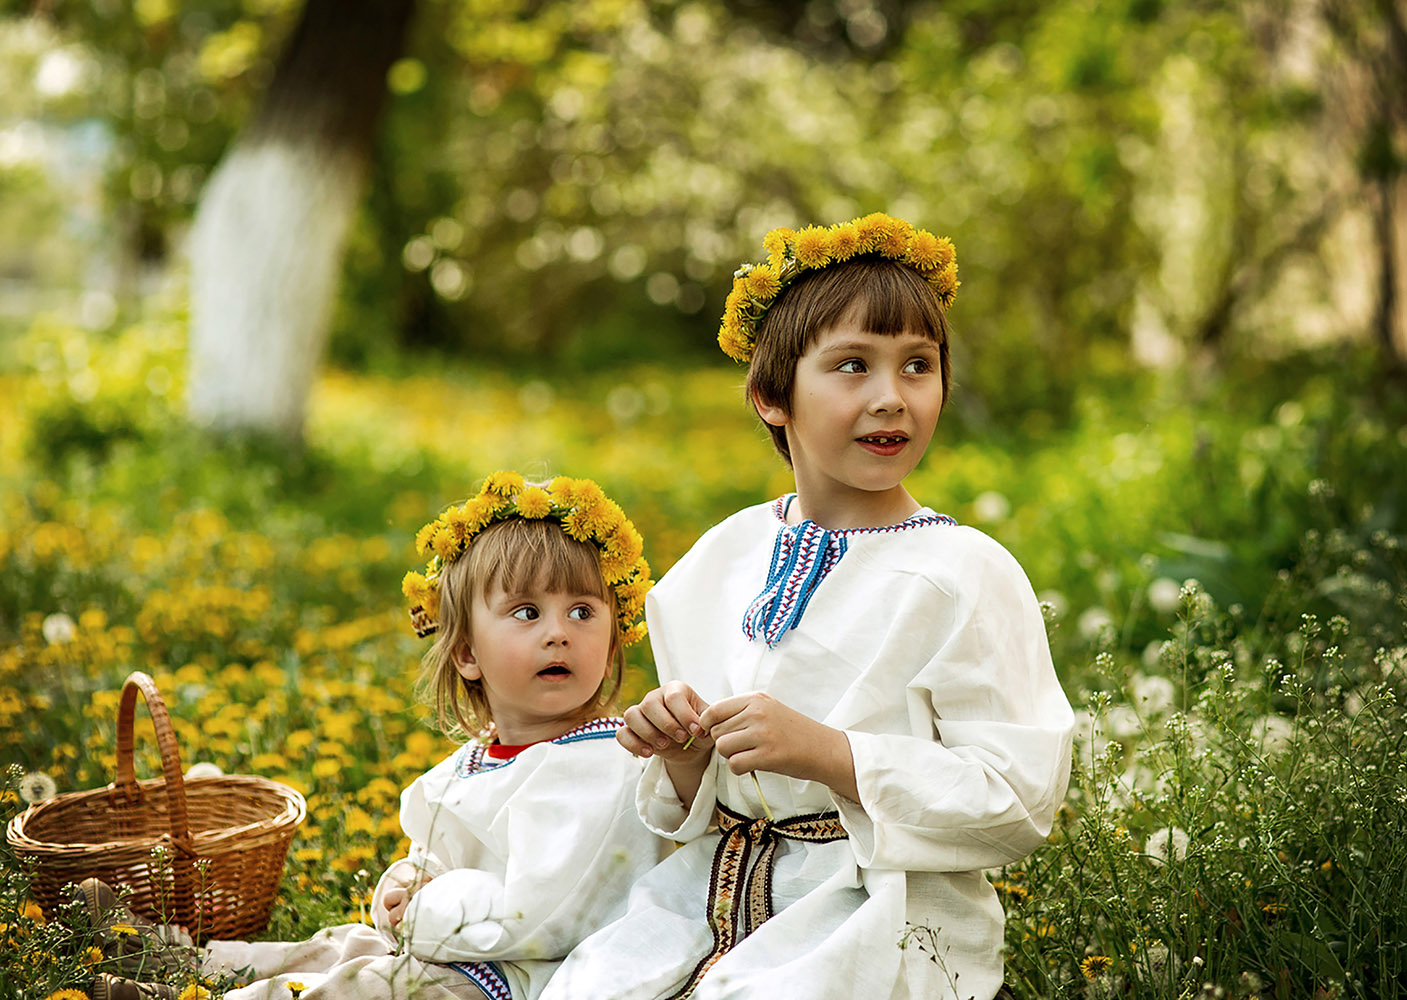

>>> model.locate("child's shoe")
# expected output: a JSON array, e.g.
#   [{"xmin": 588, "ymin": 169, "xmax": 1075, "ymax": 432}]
[
  {"xmin": 77, "ymin": 878, "xmax": 197, "ymax": 979},
  {"xmin": 91, "ymin": 973, "xmax": 178, "ymax": 1000}
]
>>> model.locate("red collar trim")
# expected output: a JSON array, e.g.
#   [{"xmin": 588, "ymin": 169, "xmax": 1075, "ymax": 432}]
[{"xmin": 487, "ymin": 741, "xmax": 542, "ymax": 760}]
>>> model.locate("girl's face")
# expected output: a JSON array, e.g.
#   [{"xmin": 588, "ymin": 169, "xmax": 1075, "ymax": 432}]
[
  {"xmin": 455, "ymin": 579, "xmax": 614, "ymax": 745},
  {"xmin": 756, "ymin": 318, "xmax": 944, "ymax": 529}
]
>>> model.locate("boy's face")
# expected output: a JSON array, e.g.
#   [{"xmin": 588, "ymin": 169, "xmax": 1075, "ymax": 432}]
[
  {"xmin": 757, "ymin": 319, "xmax": 944, "ymax": 525},
  {"xmin": 455, "ymin": 579, "xmax": 613, "ymax": 744}
]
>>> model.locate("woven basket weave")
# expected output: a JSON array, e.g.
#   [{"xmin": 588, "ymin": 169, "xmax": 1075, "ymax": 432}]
[{"xmin": 6, "ymin": 671, "xmax": 305, "ymax": 942}]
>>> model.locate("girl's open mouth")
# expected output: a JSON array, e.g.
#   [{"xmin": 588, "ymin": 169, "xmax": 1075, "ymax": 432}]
[{"xmin": 537, "ymin": 664, "xmax": 571, "ymax": 677}]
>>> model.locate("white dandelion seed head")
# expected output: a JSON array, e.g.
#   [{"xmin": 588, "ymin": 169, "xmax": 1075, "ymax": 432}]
[
  {"xmin": 1147, "ymin": 577, "xmax": 1182, "ymax": 614},
  {"xmin": 19, "ymin": 771, "xmax": 57, "ymax": 803},
  {"xmin": 972, "ymin": 490, "xmax": 1011, "ymax": 523},
  {"xmin": 185, "ymin": 762, "xmax": 224, "ymax": 779},
  {"xmin": 41, "ymin": 612, "xmax": 77, "ymax": 645},
  {"xmin": 1038, "ymin": 590, "xmax": 1068, "ymax": 619},
  {"xmin": 1130, "ymin": 673, "xmax": 1176, "ymax": 714},
  {"xmin": 1251, "ymin": 714, "xmax": 1295, "ymax": 755},
  {"xmin": 1078, "ymin": 607, "xmax": 1115, "ymax": 640},
  {"xmin": 1145, "ymin": 825, "xmax": 1189, "ymax": 865}
]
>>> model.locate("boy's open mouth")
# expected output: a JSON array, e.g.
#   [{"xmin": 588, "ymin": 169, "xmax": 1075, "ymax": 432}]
[{"xmin": 857, "ymin": 434, "xmax": 908, "ymax": 445}]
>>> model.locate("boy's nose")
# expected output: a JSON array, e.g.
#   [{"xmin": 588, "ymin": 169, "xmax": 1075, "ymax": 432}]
[{"xmin": 869, "ymin": 378, "xmax": 906, "ymax": 413}]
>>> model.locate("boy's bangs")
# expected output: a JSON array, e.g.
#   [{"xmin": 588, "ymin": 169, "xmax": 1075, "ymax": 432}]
[
  {"xmin": 804, "ymin": 259, "xmax": 946, "ymax": 346},
  {"xmin": 476, "ymin": 519, "xmax": 608, "ymax": 601}
]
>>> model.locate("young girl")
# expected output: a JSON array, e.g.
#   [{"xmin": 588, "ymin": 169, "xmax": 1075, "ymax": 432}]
[
  {"xmin": 199, "ymin": 472, "xmax": 669, "ymax": 1000},
  {"xmin": 541, "ymin": 215, "xmax": 1074, "ymax": 1000}
]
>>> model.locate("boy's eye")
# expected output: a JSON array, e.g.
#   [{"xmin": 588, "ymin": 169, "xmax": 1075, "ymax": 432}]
[
  {"xmin": 903, "ymin": 358, "xmax": 932, "ymax": 374},
  {"xmin": 837, "ymin": 359, "xmax": 866, "ymax": 374},
  {"xmin": 567, "ymin": 605, "xmax": 594, "ymax": 621},
  {"xmin": 511, "ymin": 606, "xmax": 539, "ymax": 621}
]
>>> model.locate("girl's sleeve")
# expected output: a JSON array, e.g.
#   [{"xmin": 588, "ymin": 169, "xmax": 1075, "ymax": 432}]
[
  {"xmin": 396, "ymin": 743, "xmax": 665, "ymax": 963},
  {"xmin": 834, "ymin": 537, "xmax": 1074, "ymax": 872}
]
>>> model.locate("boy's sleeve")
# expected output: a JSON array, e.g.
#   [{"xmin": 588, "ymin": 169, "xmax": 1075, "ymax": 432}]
[
  {"xmin": 833, "ymin": 539, "xmax": 1074, "ymax": 872},
  {"xmin": 396, "ymin": 742, "xmax": 665, "ymax": 963},
  {"xmin": 632, "ymin": 582, "xmax": 720, "ymax": 840}
]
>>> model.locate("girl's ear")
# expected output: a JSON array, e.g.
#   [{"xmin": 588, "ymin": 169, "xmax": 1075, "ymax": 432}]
[
  {"xmin": 452, "ymin": 642, "xmax": 482, "ymax": 681},
  {"xmin": 751, "ymin": 388, "xmax": 789, "ymax": 428}
]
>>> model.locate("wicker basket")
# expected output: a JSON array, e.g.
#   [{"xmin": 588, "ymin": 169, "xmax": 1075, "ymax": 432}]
[{"xmin": 6, "ymin": 671, "xmax": 305, "ymax": 942}]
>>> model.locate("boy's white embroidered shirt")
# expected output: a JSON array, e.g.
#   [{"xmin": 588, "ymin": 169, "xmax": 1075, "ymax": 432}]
[
  {"xmin": 541, "ymin": 500, "xmax": 1074, "ymax": 1000},
  {"xmin": 375, "ymin": 722, "xmax": 670, "ymax": 1000}
]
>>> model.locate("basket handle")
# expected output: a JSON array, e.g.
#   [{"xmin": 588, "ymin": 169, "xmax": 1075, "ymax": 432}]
[{"xmin": 114, "ymin": 670, "xmax": 194, "ymax": 852}]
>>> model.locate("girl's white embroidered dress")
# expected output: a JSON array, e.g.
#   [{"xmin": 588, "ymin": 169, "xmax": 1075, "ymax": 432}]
[
  {"xmin": 541, "ymin": 500, "xmax": 1074, "ymax": 1000},
  {"xmin": 206, "ymin": 721, "xmax": 669, "ymax": 1000}
]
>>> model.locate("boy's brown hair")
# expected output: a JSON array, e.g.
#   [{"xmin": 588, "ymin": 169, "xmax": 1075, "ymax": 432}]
[
  {"xmin": 419, "ymin": 517, "xmax": 626, "ymax": 739},
  {"xmin": 745, "ymin": 257, "xmax": 952, "ymax": 464}
]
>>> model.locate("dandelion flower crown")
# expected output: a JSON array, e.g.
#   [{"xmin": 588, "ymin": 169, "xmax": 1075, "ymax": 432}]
[
  {"xmin": 402, "ymin": 471, "xmax": 652, "ymax": 646},
  {"xmin": 718, "ymin": 211, "xmax": 959, "ymax": 363}
]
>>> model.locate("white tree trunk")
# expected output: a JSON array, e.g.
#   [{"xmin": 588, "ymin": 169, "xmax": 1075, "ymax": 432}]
[{"xmin": 186, "ymin": 136, "xmax": 363, "ymax": 439}]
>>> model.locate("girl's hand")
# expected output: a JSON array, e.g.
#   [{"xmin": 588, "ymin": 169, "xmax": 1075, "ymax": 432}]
[
  {"xmin": 701, "ymin": 691, "xmax": 859, "ymax": 802},
  {"xmin": 382, "ymin": 885, "xmax": 412, "ymax": 929},
  {"xmin": 618, "ymin": 681, "xmax": 714, "ymax": 762}
]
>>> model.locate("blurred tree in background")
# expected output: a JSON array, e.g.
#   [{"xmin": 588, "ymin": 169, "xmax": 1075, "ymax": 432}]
[{"xmin": 1, "ymin": 0, "xmax": 1402, "ymax": 441}]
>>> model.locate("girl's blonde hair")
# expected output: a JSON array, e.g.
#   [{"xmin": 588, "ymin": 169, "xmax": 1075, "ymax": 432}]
[{"xmin": 418, "ymin": 517, "xmax": 627, "ymax": 740}]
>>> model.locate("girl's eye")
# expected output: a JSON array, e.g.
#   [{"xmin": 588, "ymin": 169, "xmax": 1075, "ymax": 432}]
[
  {"xmin": 837, "ymin": 359, "xmax": 866, "ymax": 374},
  {"xmin": 567, "ymin": 605, "xmax": 594, "ymax": 621},
  {"xmin": 511, "ymin": 606, "xmax": 539, "ymax": 621},
  {"xmin": 903, "ymin": 358, "xmax": 933, "ymax": 374}
]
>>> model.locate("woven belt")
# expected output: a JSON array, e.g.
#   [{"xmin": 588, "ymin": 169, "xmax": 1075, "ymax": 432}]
[{"xmin": 667, "ymin": 801, "xmax": 848, "ymax": 1000}]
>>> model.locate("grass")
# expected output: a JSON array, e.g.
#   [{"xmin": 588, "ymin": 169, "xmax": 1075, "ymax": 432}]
[{"xmin": 2, "ymin": 314, "xmax": 1405, "ymax": 998}]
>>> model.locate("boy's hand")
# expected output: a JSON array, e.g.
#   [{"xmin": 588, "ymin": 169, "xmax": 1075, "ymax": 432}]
[
  {"xmin": 618, "ymin": 681, "xmax": 714, "ymax": 762},
  {"xmin": 701, "ymin": 691, "xmax": 859, "ymax": 802}
]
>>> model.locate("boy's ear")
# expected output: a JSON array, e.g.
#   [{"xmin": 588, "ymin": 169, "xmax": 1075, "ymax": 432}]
[
  {"xmin": 452, "ymin": 643, "xmax": 481, "ymax": 681},
  {"xmin": 751, "ymin": 388, "xmax": 789, "ymax": 428}
]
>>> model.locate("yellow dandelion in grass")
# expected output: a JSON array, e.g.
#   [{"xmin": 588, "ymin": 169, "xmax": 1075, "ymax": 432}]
[
  {"xmin": 43, "ymin": 990, "xmax": 90, "ymax": 1000},
  {"xmin": 828, "ymin": 222, "xmax": 861, "ymax": 261},
  {"xmin": 178, "ymin": 984, "xmax": 213, "ymax": 1000},
  {"xmin": 761, "ymin": 226, "xmax": 794, "ymax": 259},
  {"xmin": 792, "ymin": 225, "xmax": 833, "ymax": 268},
  {"xmin": 744, "ymin": 264, "xmax": 780, "ymax": 300},
  {"xmin": 515, "ymin": 486, "xmax": 553, "ymax": 520},
  {"xmin": 1080, "ymin": 955, "xmax": 1113, "ymax": 980},
  {"xmin": 109, "ymin": 923, "xmax": 138, "ymax": 937},
  {"xmin": 482, "ymin": 470, "xmax": 524, "ymax": 498},
  {"xmin": 83, "ymin": 944, "xmax": 104, "ymax": 966}
]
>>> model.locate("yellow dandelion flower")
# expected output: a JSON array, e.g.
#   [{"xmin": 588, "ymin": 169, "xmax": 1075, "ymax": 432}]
[
  {"xmin": 622, "ymin": 622, "xmax": 648, "ymax": 645},
  {"xmin": 461, "ymin": 495, "xmax": 496, "ymax": 530},
  {"xmin": 178, "ymin": 985, "xmax": 213, "ymax": 1000},
  {"xmin": 548, "ymin": 476, "xmax": 579, "ymax": 507},
  {"xmin": 744, "ymin": 264, "xmax": 780, "ymax": 300},
  {"xmin": 905, "ymin": 230, "xmax": 944, "ymax": 270},
  {"xmin": 877, "ymin": 217, "xmax": 914, "ymax": 258},
  {"xmin": 401, "ymin": 571, "xmax": 429, "ymax": 602},
  {"xmin": 599, "ymin": 550, "xmax": 633, "ymax": 585},
  {"xmin": 581, "ymin": 498, "xmax": 626, "ymax": 539},
  {"xmin": 761, "ymin": 226, "xmax": 794, "ymax": 258},
  {"xmin": 83, "ymin": 944, "xmax": 104, "ymax": 966},
  {"xmin": 828, "ymin": 222, "xmax": 861, "ymax": 261},
  {"xmin": 572, "ymin": 479, "xmax": 607, "ymax": 512},
  {"xmin": 43, "ymin": 991, "xmax": 90, "ymax": 1000},
  {"xmin": 285, "ymin": 983, "xmax": 306, "ymax": 999},
  {"xmin": 931, "ymin": 235, "xmax": 956, "ymax": 270},
  {"xmin": 854, "ymin": 212, "xmax": 894, "ymax": 251},
  {"xmin": 431, "ymin": 527, "xmax": 458, "ymax": 561},
  {"xmin": 560, "ymin": 510, "xmax": 592, "ymax": 542},
  {"xmin": 109, "ymin": 923, "xmax": 138, "ymax": 937},
  {"xmin": 442, "ymin": 507, "xmax": 471, "ymax": 540},
  {"xmin": 1080, "ymin": 955, "xmax": 1113, "ymax": 980},
  {"xmin": 482, "ymin": 470, "xmax": 525, "ymax": 498},
  {"xmin": 791, "ymin": 225, "xmax": 832, "ymax": 269},
  {"xmin": 719, "ymin": 325, "xmax": 748, "ymax": 363},
  {"xmin": 515, "ymin": 486, "xmax": 553, "ymax": 519},
  {"xmin": 21, "ymin": 900, "xmax": 45, "ymax": 923},
  {"xmin": 414, "ymin": 522, "xmax": 438, "ymax": 555}
]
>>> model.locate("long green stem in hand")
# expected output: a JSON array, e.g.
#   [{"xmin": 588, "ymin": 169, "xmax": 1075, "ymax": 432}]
[{"xmin": 677, "ymin": 730, "xmax": 773, "ymax": 820}]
